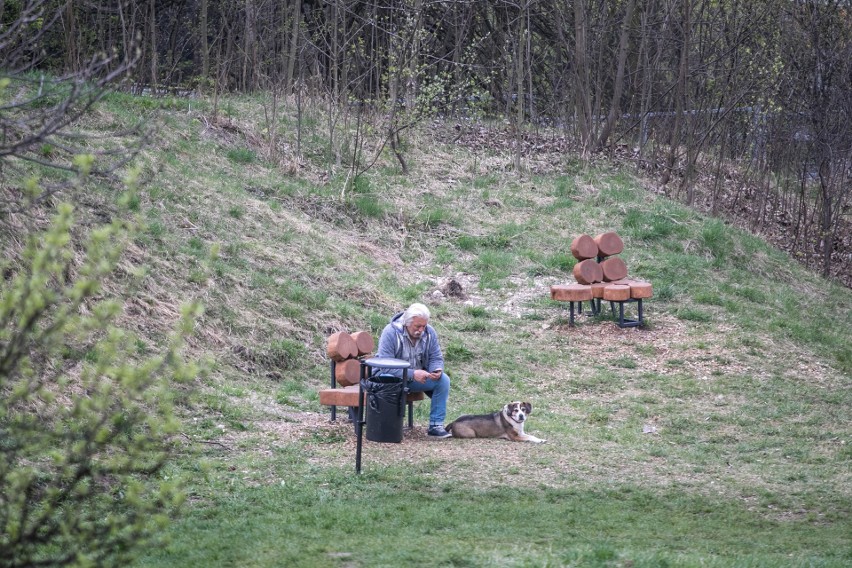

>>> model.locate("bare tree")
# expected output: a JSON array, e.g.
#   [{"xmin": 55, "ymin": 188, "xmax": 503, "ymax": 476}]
[
  {"xmin": 573, "ymin": 0, "xmax": 593, "ymax": 158},
  {"xmin": 778, "ymin": 0, "xmax": 852, "ymax": 277},
  {"xmin": 5, "ymin": 0, "xmax": 850, "ymax": 281},
  {"xmin": 595, "ymin": 0, "xmax": 636, "ymax": 152},
  {"xmin": 0, "ymin": 0, "xmax": 145, "ymax": 218},
  {"xmin": 285, "ymin": 0, "xmax": 303, "ymax": 93},
  {"xmin": 199, "ymin": 0, "xmax": 210, "ymax": 90}
]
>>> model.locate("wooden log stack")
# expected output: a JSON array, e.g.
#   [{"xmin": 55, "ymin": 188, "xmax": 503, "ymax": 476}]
[
  {"xmin": 551, "ymin": 231, "xmax": 653, "ymax": 326},
  {"xmin": 326, "ymin": 331, "xmax": 375, "ymax": 386}
]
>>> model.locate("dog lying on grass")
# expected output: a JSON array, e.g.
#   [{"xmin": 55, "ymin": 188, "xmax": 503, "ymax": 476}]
[{"xmin": 445, "ymin": 401, "xmax": 546, "ymax": 443}]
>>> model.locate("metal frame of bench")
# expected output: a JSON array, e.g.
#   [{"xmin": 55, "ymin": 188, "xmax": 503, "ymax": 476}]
[
  {"xmin": 569, "ymin": 297, "xmax": 644, "ymax": 328},
  {"xmin": 608, "ymin": 297, "xmax": 644, "ymax": 328}
]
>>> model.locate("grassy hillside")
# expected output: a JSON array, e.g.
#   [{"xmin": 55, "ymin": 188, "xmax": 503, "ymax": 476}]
[{"xmin": 70, "ymin": 93, "xmax": 852, "ymax": 566}]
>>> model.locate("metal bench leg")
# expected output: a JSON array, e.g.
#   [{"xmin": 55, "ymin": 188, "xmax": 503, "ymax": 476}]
[
  {"xmin": 330, "ymin": 360, "xmax": 337, "ymax": 421},
  {"xmin": 613, "ymin": 299, "xmax": 643, "ymax": 328},
  {"xmin": 590, "ymin": 298, "xmax": 601, "ymax": 315},
  {"xmin": 356, "ymin": 373, "xmax": 365, "ymax": 474}
]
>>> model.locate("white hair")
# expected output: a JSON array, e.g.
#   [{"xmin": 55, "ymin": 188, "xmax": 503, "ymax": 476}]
[{"xmin": 402, "ymin": 303, "xmax": 431, "ymax": 326}]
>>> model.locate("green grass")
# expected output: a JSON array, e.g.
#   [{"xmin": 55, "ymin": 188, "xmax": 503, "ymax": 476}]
[
  {"xmin": 227, "ymin": 147, "xmax": 257, "ymax": 164},
  {"xmin": 137, "ymin": 482, "xmax": 851, "ymax": 567}
]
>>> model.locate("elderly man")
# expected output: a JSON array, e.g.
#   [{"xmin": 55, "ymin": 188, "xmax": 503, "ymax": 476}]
[{"xmin": 375, "ymin": 303, "xmax": 452, "ymax": 438}]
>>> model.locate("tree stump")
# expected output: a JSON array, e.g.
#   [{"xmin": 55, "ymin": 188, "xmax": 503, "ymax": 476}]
[
  {"xmin": 594, "ymin": 232, "xmax": 624, "ymax": 257},
  {"xmin": 551, "ymin": 284, "xmax": 593, "ymax": 302},
  {"xmin": 600, "ymin": 257, "xmax": 628, "ymax": 281},
  {"xmin": 570, "ymin": 234, "xmax": 599, "ymax": 260},
  {"xmin": 327, "ymin": 331, "xmax": 357, "ymax": 362},
  {"xmin": 629, "ymin": 282, "xmax": 653, "ymax": 299},
  {"xmin": 350, "ymin": 331, "xmax": 375, "ymax": 357},
  {"xmin": 572, "ymin": 258, "xmax": 603, "ymax": 284},
  {"xmin": 603, "ymin": 284, "xmax": 631, "ymax": 302},
  {"xmin": 334, "ymin": 358, "xmax": 362, "ymax": 386}
]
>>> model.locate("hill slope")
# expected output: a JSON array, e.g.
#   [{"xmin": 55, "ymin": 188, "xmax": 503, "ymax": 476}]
[{"xmin": 90, "ymin": 93, "xmax": 852, "ymax": 566}]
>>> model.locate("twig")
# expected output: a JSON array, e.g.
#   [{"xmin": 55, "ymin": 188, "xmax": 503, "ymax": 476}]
[{"xmin": 179, "ymin": 432, "xmax": 232, "ymax": 451}]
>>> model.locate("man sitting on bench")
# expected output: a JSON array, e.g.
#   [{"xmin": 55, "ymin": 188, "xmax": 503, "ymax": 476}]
[{"xmin": 376, "ymin": 303, "xmax": 452, "ymax": 439}]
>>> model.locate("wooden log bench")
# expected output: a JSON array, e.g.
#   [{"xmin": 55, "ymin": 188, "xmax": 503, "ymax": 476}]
[
  {"xmin": 319, "ymin": 363, "xmax": 425, "ymax": 428},
  {"xmin": 552, "ymin": 232, "xmax": 653, "ymax": 328},
  {"xmin": 602, "ymin": 281, "xmax": 653, "ymax": 328},
  {"xmin": 319, "ymin": 332, "xmax": 424, "ymax": 428},
  {"xmin": 550, "ymin": 284, "xmax": 593, "ymax": 325}
]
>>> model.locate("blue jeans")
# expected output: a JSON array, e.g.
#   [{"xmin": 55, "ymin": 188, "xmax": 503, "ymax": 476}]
[{"xmin": 406, "ymin": 372, "xmax": 450, "ymax": 426}]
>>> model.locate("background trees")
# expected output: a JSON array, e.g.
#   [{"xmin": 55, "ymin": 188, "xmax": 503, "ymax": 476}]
[{"xmin": 3, "ymin": 0, "xmax": 850, "ymax": 278}]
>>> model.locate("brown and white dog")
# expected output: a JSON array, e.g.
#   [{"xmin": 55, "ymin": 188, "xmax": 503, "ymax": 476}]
[{"xmin": 445, "ymin": 401, "xmax": 546, "ymax": 443}]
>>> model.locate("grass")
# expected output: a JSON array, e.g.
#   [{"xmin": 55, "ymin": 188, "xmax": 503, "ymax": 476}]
[
  {"xmin": 138, "ymin": 474, "xmax": 851, "ymax": 567},
  {"xmin": 9, "ymin": 89, "xmax": 849, "ymax": 566}
]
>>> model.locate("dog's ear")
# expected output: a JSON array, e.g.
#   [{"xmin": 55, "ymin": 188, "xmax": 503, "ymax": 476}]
[{"xmin": 522, "ymin": 402, "xmax": 532, "ymax": 414}]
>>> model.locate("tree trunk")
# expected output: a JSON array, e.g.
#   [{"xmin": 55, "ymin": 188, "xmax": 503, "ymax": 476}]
[
  {"xmin": 199, "ymin": 0, "xmax": 209, "ymax": 91},
  {"xmin": 514, "ymin": 4, "xmax": 526, "ymax": 172},
  {"xmin": 286, "ymin": 0, "xmax": 302, "ymax": 93},
  {"xmin": 526, "ymin": 5, "xmax": 535, "ymax": 125},
  {"xmin": 243, "ymin": 0, "xmax": 257, "ymax": 91},
  {"xmin": 64, "ymin": 0, "xmax": 78, "ymax": 73},
  {"xmin": 574, "ymin": 0, "xmax": 592, "ymax": 158},
  {"xmin": 661, "ymin": 0, "xmax": 691, "ymax": 189},
  {"xmin": 819, "ymin": 160, "xmax": 834, "ymax": 278},
  {"xmin": 595, "ymin": 0, "xmax": 636, "ymax": 152},
  {"xmin": 149, "ymin": 0, "xmax": 157, "ymax": 89}
]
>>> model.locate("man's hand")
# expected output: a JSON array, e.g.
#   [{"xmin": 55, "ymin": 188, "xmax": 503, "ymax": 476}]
[
  {"xmin": 412, "ymin": 369, "xmax": 430, "ymax": 383},
  {"xmin": 413, "ymin": 369, "xmax": 442, "ymax": 383}
]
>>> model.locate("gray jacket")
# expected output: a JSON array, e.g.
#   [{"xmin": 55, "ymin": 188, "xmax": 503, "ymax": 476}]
[{"xmin": 375, "ymin": 311, "xmax": 445, "ymax": 378}]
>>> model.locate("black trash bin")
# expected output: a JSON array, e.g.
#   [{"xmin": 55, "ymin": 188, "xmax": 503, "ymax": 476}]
[{"xmin": 361, "ymin": 374, "xmax": 405, "ymax": 443}]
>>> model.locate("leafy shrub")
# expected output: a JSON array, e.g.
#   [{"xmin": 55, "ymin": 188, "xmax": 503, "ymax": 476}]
[{"xmin": 0, "ymin": 205, "xmax": 199, "ymax": 566}]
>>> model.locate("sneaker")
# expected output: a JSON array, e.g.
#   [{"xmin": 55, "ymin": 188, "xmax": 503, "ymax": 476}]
[{"xmin": 427, "ymin": 425, "xmax": 451, "ymax": 438}]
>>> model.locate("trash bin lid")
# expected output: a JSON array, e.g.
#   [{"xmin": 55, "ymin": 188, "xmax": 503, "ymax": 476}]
[{"xmin": 362, "ymin": 357, "xmax": 410, "ymax": 369}]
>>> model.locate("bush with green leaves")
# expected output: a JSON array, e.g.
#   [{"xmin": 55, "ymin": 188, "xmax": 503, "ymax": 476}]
[{"xmin": 0, "ymin": 204, "xmax": 200, "ymax": 567}]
